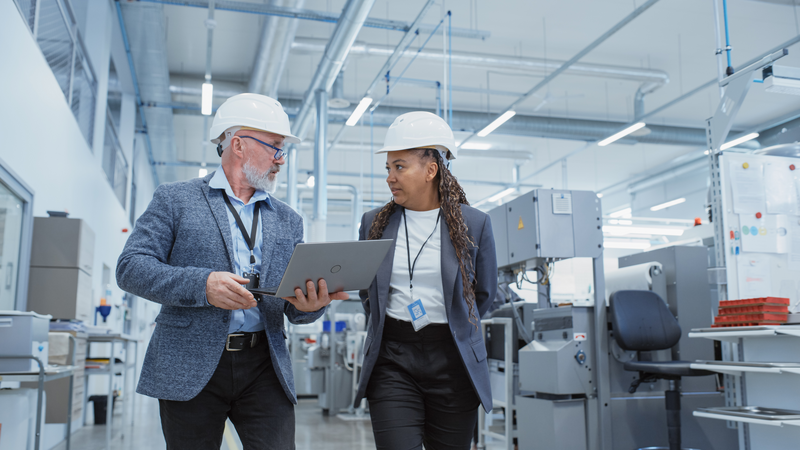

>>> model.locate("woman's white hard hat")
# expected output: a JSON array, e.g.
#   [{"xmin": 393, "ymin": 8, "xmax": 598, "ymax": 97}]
[
  {"xmin": 377, "ymin": 111, "xmax": 458, "ymax": 160},
  {"xmin": 209, "ymin": 93, "xmax": 300, "ymax": 155}
]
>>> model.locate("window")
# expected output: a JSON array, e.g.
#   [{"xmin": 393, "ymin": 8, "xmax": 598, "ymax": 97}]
[{"xmin": 14, "ymin": 0, "xmax": 97, "ymax": 148}]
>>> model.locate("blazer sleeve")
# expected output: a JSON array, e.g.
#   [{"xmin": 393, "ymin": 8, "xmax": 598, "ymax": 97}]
[
  {"xmin": 474, "ymin": 214, "xmax": 498, "ymax": 319},
  {"xmin": 116, "ymin": 184, "xmax": 214, "ymax": 307},
  {"xmin": 284, "ymin": 214, "xmax": 328, "ymax": 324},
  {"xmin": 358, "ymin": 212, "xmax": 371, "ymax": 317}
]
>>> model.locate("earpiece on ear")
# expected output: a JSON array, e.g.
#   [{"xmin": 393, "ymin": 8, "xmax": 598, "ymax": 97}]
[{"xmin": 216, "ymin": 143, "xmax": 223, "ymax": 157}]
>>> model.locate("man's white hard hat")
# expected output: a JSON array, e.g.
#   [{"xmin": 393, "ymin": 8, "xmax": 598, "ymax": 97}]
[
  {"xmin": 376, "ymin": 111, "xmax": 457, "ymax": 160},
  {"xmin": 209, "ymin": 93, "xmax": 300, "ymax": 155}
]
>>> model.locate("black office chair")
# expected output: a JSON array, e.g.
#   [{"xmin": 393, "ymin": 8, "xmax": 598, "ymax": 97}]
[{"xmin": 609, "ymin": 290, "xmax": 715, "ymax": 450}]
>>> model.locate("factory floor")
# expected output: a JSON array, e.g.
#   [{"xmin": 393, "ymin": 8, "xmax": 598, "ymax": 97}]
[{"xmin": 49, "ymin": 394, "xmax": 505, "ymax": 449}]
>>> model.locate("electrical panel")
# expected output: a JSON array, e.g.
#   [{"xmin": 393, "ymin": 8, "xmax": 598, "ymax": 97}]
[{"xmin": 488, "ymin": 189, "xmax": 603, "ymax": 269}]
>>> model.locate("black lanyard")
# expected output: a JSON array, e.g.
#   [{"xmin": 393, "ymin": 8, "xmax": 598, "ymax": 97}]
[
  {"xmin": 403, "ymin": 208, "xmax": 441, "ymax": 291},
  {"xmin": 222, "ymin": 192, "xmax": 261, "ymax": 266}
]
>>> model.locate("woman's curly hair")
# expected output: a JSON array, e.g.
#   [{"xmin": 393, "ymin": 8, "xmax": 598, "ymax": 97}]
[{"xmin": 367, "ymin": 149, "xmax": 478, "ymax": 327}]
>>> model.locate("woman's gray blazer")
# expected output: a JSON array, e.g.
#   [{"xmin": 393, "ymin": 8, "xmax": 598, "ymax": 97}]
[{"xmin": 353, "ymin": 204, "xmax": 498, "ymax": 412}]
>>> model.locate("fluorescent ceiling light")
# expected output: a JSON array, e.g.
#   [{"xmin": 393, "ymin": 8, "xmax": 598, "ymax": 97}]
[
  {"xmin": 598, "ymin": 122, "xmax": 646, "ymax": 147},
  {"xmin": 488, "ymin": 187, "xmax": 516, "ymax": 203},
  {"xmin": 201, "ymin": 83, "xmax": 213, "ymax": 116},
  {"xmin": 198, "ymin": 168, "xmax": 208, "ymax": 177},
  {"xmin": 459, "ymin": 142, "xmax": 492, "ymax": 150},
  {"xmin": 650, "ymin": 198, "xmax": 686, "ymax": 211},
  {"xmin": 346, "ymin": 97, "xmax": 373, "ymax": 126},
  {"xmin": 720, "ymin": 132, "xmax": 759, "ymax": 150},
  {"xmin": 603, "ymin": 225, "xmax": 685, "ymax": 236},
  {"xmin": 608, "ymin": 207, "xmax": 632, "ymax": 218},
  {"xmin": 603, "ymin": 239, "xmax": 652, "ymax": 250},
  {"xmin": 306, "ymin": 175, "xmax": 315, "ymax": 188},
  {"xmin": 597, "ymin": 193, "xmax": 603, "ymax": 198},
  {"xmin": 477, "ymin": 111, "xmax": 516, "ymax": 137}
]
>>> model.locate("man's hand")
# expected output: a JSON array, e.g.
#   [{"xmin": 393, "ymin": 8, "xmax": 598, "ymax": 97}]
[
  {"xmin": 206, "ymin": 272, "xmax": 257, "ymax": 310},
  {"xmin": 283, "ymin": 279, "xmax": 348, "ymax": 312}
]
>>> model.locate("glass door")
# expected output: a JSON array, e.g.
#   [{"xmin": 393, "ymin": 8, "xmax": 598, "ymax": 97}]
[
  {"xmin": 0, "ymin": 158, "xmax": 34, "ymax": 311},
  {"xmin": 0, "ymin": 182, "xmax": 24, "ymax": 310}
]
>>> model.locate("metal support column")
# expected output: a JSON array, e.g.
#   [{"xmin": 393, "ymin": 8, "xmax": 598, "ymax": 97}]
[{"xmin": 312, "ymin": 88, "xmax": 328, "ymax": 242}]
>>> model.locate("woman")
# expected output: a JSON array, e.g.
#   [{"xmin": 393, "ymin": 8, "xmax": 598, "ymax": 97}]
[{"xmin": 353, "ymin": 111, "xmax": 498, "ymax": 450}]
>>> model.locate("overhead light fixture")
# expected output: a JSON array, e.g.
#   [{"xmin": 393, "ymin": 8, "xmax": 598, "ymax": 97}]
[
  {"xmin": 603, "ymin": 225, "xmax": 685, "ymax": 236},
  {"xmin": 603, "ymin": 239, "xmax": 652, "ymax": 250},
  {"xmin": 477, "ymin": 111, "xmax": 516, "ymax": 137},
  {"xmin": 650, "ymin": 197, "xmax": 686, "ymax": 211},
  {"xmin": 720, "ymin": 132, "xmax": 759, "ymax": 151},
  {"xmin": 459, "ymin": 142, "xmax": 493, "ymax": 150},
  {"xmin": 763, "ymin": 65, "xmax": 800, "ymax": 96},
  {"xmin": 346, "ymin": 97, "xmax": 373, "ymax": 126},
  {"xmin": 201, "ymin": 83, "xmax": 213, "ymax": 116},
  {"xmin": 608, "ymin": 207, "xmax": 632, "ymax": 218},
  {"xmin": 198, "ymin": 168, "xmax": 208, "ymax": 177},
  {"xmin": 306, "ymin": 175, "xmax": 315, "ymax": 188},
  {"xmin": 597, "ymin": 193, "xmax": 604, "ymax": 198},
  {"xmin": 598, "ymin": 122, "xmax": 646, "ymax": 147},
  {"xmin": 488, "ymin": 187, "xmax": 516, "ymax": 203}
]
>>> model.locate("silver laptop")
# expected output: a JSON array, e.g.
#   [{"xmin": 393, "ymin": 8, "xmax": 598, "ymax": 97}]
[{"xmin": 249, "ymin": 239, "xmax": 394, "ymax": 298}]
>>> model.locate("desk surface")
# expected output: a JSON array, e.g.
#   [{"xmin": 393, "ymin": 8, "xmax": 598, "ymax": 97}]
[
  {"xmin": 0, "ymin": 364, "xmax": 79, "ymax": 382},
  {"xmin": 86, "ymin": 333, "xmax": 138, "ymax": 342}
]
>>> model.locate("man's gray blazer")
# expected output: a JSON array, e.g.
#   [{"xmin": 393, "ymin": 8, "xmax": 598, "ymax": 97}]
[
  {"xmin": 353, "ymin": 204, "xmax": 498, "ymax": 412},
  {"xmin": 116, "ymin": 172, "xmax": 324, "ymax": 404}
]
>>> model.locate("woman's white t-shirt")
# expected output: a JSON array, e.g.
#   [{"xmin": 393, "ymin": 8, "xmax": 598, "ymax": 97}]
[{"xmin": 386, "ymin": 208, "xmax": 447, "ymax": 324}]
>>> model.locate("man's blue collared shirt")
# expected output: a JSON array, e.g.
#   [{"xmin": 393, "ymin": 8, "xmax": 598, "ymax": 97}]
[{"xmin": 208, "ymin": 168, "xmax": 270, "ymax": 334}]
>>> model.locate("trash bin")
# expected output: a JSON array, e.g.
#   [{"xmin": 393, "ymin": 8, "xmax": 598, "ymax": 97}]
[{"xmin": 89, "ymin": 395, "xmax": 116, "ymax": 425}]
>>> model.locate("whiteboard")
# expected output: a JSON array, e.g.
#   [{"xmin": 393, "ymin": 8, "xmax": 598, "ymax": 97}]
[{"xmin": 719, "ymin": 153, "xmax": 800, "ymax": 311}]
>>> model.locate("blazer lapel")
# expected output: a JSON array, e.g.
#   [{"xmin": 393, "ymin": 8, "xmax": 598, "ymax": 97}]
[
  {"xmin": 440, "ymin": 214, "xmax": 458, "ymax": 318},
  {"xmin": 376, "ymin": 208, "xmax": 402, "ymax": 318},
  {"xmin": 258, "ymin": 202, "xmax": 278, "ymax": 283},
  {"xmin": 201, "ymin": 180, "xmax": 236, "ymax": 270}
]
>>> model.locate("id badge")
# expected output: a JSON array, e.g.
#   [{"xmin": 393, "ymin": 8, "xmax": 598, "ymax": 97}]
[{"xmin": 407, "ymin": 299, "xmax": 431, "ymax": 331}]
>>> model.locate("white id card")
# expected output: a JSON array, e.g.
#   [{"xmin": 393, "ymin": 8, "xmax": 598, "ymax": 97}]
[{"xmin": 407, "ymin": 299, "xmax": 431, "ymax": 331}]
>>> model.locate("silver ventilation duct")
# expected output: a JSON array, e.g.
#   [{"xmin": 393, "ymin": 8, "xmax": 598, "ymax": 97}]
[{"xmin": 120, "ymin": 2, "xmax": 178, "ymax": 182}]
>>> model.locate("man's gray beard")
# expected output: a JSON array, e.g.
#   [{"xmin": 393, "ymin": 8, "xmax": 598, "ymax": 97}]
[{"xmin": 243, "ymin": 159, "xmax": 278, "ymax": 194}]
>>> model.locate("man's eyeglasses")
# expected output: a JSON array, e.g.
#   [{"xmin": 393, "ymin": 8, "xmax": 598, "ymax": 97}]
[{"xmin": 239, "ymin": 135, "xmax": 287, "ymax": 160}]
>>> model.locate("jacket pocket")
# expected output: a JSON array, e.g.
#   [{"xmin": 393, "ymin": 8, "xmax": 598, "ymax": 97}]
[
  {"xmin": 470, "ymin": 338, "xmax": 487, "ymax": 362},
  {"xmin": 155, "ymin": 313, "xmax": 192, "ymax": 328}
]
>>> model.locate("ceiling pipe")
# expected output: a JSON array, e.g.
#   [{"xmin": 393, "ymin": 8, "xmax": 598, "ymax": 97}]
[
  {"xmin": 135, "ymin": 0, "xmax": 489, "ymax": 39},
  {"xmin": 286, "ymin": 0, "xmax": 376, "ymax": 209},
  {"xmin": 292, "ymin": 37, "xmax": 670, "ymax": 85},
  {"xmin": 248, "ymin": 0, "xmax": 306, "ymax": 97}
]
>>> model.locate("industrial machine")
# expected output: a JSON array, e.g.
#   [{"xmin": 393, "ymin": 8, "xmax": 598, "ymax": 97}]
[
  {"xmin": 303, "ymin": 299, "xmax": 367, "ymax": 416},
  {"xmin": 482, "ymin": 189, "xmax": 736, "ymax": 450}
]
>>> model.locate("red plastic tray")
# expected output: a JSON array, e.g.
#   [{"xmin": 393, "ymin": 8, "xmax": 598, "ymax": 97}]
[
  {"xmin": 717, "ymin": 305, "xmax": 789, "ymax": 314},
  {"xmin": 715, "ymin": 313, "xmax": 788, "ymax": 324},
  {"xmin": 719, "ymin": 297, "xmax": 790, "ymax": 308},
  {"xmin": 711, "ymin": 322, "xmax": 786, "ymax": 328}
]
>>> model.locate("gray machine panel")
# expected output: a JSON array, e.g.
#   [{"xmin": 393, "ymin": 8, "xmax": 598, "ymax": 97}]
[
  {"xmin": 537, "ymin": 191, "xmax": 576, "ymax": 258},
  {"xmin": 571, "ymin": 191, "xmax": 603, "ymax": 258},
  {"xmin": 505, "ymin": 192, "xmax": 540, "ymax": 265},
  {"xmin": 487, "ymin": 204, "xmax": 509, "ymax": 269},
  {"xmin": 490, "ymin": 189, "xmax": 604, "ymax": 269}
]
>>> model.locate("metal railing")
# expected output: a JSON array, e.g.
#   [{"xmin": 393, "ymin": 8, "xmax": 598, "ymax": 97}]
[
  {"xmin": 102, "ymin": 113, "xmax": 129, "ymax": 207},
  {"xmin": 14, "ymin": 0, "xmax": 98, "ymax": 148}
]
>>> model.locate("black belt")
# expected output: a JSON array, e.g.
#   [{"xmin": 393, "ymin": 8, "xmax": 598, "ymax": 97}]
[{"xmin": 225, "ymin": 330, "xmax": 266, "ymax": 351}]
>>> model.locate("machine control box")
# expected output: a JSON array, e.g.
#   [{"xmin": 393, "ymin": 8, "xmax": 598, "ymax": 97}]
[{"xmin": 489, "ymin": 189, "xmax": 603, "ymax": 269}]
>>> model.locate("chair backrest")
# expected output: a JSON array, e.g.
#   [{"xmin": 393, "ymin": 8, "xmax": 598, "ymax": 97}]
[{"xmin": 609, "ymin": 290, "xmax": 681, "ymax": 352}]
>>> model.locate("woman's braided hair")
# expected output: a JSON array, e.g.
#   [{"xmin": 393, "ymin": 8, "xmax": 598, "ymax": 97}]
[{"xmin": 367, "ymin": 148, "xmax": 479, "ymax": 327}]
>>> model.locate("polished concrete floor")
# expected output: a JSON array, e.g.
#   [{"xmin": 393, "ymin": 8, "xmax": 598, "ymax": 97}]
[
  {"xmin": 49, "ymin": 394, "xmax": 377, "ymax": 450},
  {"xmin": 49, "ymin": 394, "xmax": 506, "ymax": 449}
]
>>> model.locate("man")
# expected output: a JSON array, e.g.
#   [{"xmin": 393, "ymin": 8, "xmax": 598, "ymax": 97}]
[{"xmin": 116, "ymin": 93, "xmax": 346, "ymax": 449}]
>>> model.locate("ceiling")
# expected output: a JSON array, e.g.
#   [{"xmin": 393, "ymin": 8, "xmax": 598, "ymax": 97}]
[{"xmin": 148, "ymin": 0, "xmax": 800, "ymax": 217}]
